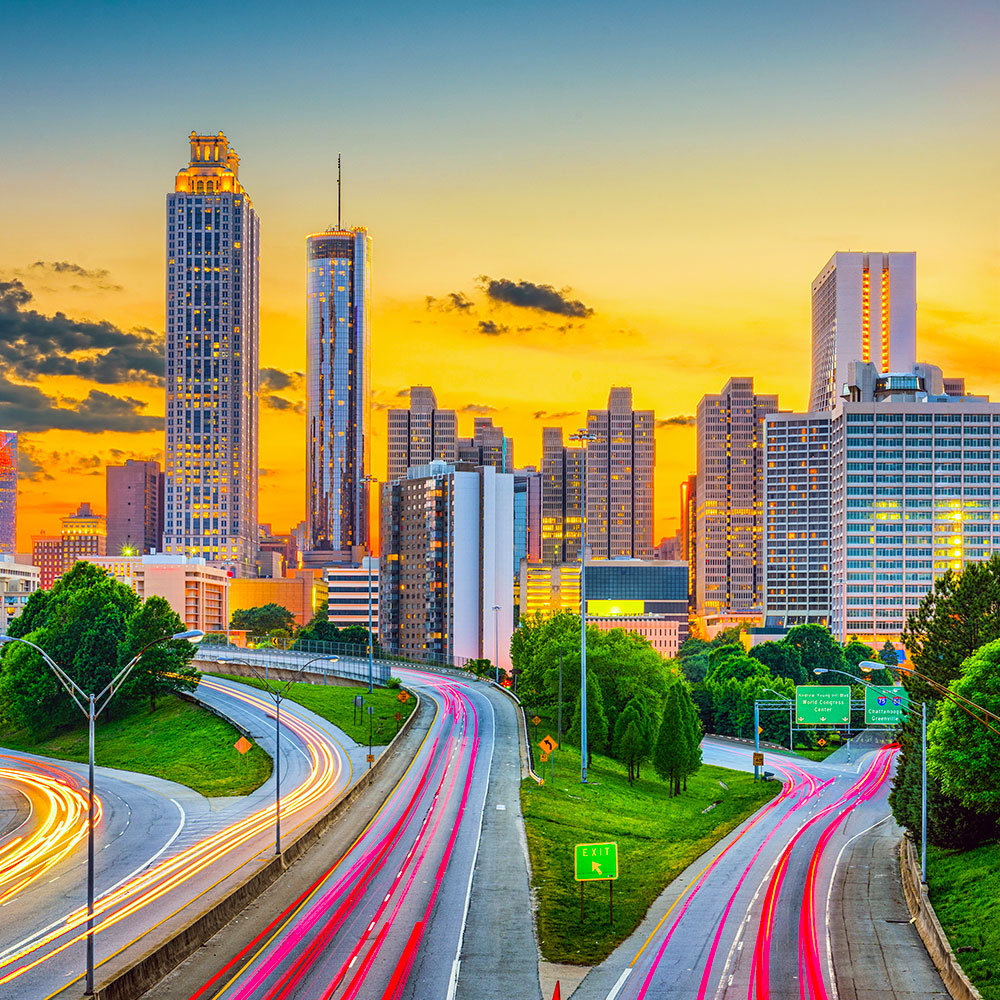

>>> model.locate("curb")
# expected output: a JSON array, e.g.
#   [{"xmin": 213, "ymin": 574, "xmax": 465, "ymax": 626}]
[
  {"xmin": 899, "ymin": 834, "xmax": 982, "ymax": 1000},
  {"xmin": 72, "ymin": 687, "xmax": 424, "ymax": 1000}
]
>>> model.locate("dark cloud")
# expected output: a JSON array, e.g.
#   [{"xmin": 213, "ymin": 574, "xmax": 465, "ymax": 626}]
[
  {"xmin": 533, "ymin": 410, "xmax": 578, "ymax": 420},
  {"xmin": 426, "ymin": 292, "xmax": 474, "ymax": 312},
  {"xmin": 656, "ymin": 415, "xmax": 697, "ymax": 427},
  {"xmin": 480, "ymin": 277, "xmax": 593, "ymax": 318},
  {"xmin": 16, "ymin": 443, "xmax": 53, "ymax": 482},
  {"xmin": 29, "ymin": 261, "xmax": 123, "ymax": 291},
  {"xmin": 259, "ymin": 367, "xmax": 303, "ymax": 393},
  {"xmin": 0, "ymin": 380, "xmax": 162, "ymax": 434},
  {"xmin": 460, "ymin": 404, "xmax": 497, "ymax": 414},
  {"xmin": 0, "ymin": 278, "xmax": 163, "ymax": 386},
  {"xmin": 477, "ymin": 320, "xmax": 509, "ymax": 337},
  {"xmin": 396, "ymin": 388, "xmax": 411, "ymax": 398},
  {"xmin": 264, "ymin": 395, "xmax": 305, "ymax": 414}
]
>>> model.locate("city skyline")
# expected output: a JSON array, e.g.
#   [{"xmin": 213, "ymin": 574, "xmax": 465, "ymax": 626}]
[{"xmin": 2, "ymin": 2, "xmax": 998, "ymax": 549}]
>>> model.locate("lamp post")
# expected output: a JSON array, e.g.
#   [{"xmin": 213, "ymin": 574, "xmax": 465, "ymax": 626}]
[
  {"xmin": 361, "ymin": 474, "xmax": 379, "ymax": 694},
  {"xmin": 0, "ymin": 629, "xmax": 204, "ymax": 996},
  {"xmin": 569, "ymin": 428, "xmax": 596, "ymax": 783},
  {"xmin": 492, "ymin": 604, "xmax": 501, "ymax": 683}
]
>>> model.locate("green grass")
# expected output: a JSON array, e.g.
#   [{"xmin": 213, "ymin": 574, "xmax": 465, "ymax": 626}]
[
  {"xmin": 791, "ymin": 746, "xmax": 841, "ymax": 761},
  {"xmin": 522, "ymin": 745, "xmax": 779, "ymax": 965},
  {"xmin": 0, "ymin": 694, "xmax": 272, "ymax": 797},
  {"xmin": 214, "ymin": 674, "xmax": 415, "ymax": 746},
  {"xmin": 927, "ymin": 842, "xmax": 1000, "ymax": 999}
]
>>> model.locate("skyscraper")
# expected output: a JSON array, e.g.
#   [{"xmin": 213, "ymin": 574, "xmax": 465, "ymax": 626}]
[
  {"xmin": 106, "ymin": 459, "xmax": 164, "ymax": 555},
  {"xmin": 810, "ymin": 252, "xmax": 916, "ymax": 412},
  {"xmin": 696, "ymin": 377, "xmax": 778, "ymax": 614},
  {"xmin": 585, "ymin": 387, "xmax": 655, "ymax": 560},
  {"xmin": 386, "ymin": 385, "xmax": 457, "ymax": 481},
  {"xmin": 540, "ymin": 427, "xmax": 583, "ymax": 563},
  {"xmin": 0, "ymin": 431, "xmax": 16, "ymax": 555},
  {"xmin": 164, "ymin": 132, "xmax": 259, "ymax": 574},
  {"xmin": 306, "ymin": 226, "xmax": 371, "ymax": 561}
]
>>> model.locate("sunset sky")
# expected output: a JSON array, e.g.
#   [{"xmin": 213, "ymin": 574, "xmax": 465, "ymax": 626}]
[{"xmin": 2, "ymin": 0, "xmax": 998, "ymax": 550}]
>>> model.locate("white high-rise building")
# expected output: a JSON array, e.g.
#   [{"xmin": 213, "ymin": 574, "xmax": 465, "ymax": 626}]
[
  {"xmin": 810, "ymin": 252, "xmax": 916, "ymax": 412},
  {"xmin": 164, "ymin": 132, "xmax": 259, "ymax": 575}
]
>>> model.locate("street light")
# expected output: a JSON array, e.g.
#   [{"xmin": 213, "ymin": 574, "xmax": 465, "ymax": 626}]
[
  {"xmin": 0, "ymin": 628, "xmax": 204, "ymax": 996},
  {"xmin": 492, "ymin": 604, "xmax": 501, "ymax": 684},
  {"xmin": 361, "ymin": 474, "xmax": 379, "ymax": 694},
  {"xmin": 569, "ymin": 428, "xmax": 597, "ymax": 783}
]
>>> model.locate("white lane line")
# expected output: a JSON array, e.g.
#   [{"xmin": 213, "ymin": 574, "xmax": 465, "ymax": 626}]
[
  {"xmin": 605, "ymin": 967, "xmax": 631, "ymax": 1000},
  {"xmin": 445, "ymin": 687, "xmax": 497, "ymax": 1000},
  {"xmin": 823, "ymin": 811, "xmax": 892, "ymax": 1000}
]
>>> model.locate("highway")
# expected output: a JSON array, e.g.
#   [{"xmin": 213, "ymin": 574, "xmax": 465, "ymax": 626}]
[
  {"xmin": 0, "ymin": 675, "xmax": 358, "ymax": 999},
  {"xmin": 575, "ymin": 738, "xmax": 900, "ymax": 1000}
]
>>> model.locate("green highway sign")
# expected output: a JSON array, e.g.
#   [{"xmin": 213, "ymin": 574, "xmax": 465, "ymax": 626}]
[
  {"xmin": 575, "ymin": 842, "xmax": 619, "ymax": 881},
  {"xmin": 865, "ymin": 685, "xmax": 909, "ymax": 726},
  {"xmin": 795, "ymin": 685, "xmax": 850, "ymax": 725}
]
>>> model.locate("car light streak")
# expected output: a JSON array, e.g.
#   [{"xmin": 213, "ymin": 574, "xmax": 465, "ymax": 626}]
[{"xmin": 0, "ymin": 679, "xmax": 347, "ymax": 990}]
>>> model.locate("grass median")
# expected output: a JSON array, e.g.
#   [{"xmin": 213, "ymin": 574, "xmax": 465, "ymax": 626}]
[
  {"xmin": 0, "ymin": 693, "xmax": 272, "ymax": 796},
  {"xmin": 523, "ymin": 745, "xmax": 779, "ymax": 965},
  {"xmin": 928, "ymin": 841, "xmax": 1000, "ymax": 999},
  {"xmin": 214, "ymin": 674, "xmax": 415, "ymax": 747}
]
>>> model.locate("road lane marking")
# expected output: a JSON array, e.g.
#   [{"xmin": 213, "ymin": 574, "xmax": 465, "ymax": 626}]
[{"xmin": 605, "ymin": 967, "xmax": 631, "ymax": 1000}]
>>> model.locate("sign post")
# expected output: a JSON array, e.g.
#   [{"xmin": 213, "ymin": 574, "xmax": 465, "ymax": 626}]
[{"xmin": 574, "ymin": 842, "xmax": 619, "ymax": 926}]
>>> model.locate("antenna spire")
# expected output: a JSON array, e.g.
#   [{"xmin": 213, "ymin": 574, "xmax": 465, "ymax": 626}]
[{"xmin": 337, "ymin": 153, "xmax": 342, "ymax": 230}]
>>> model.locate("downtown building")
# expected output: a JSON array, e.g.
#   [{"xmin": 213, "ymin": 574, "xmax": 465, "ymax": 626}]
[
  {"xmin": 379, "ymin": 462, "xmax": 514, "ymax": 668},
  {"xmin": 164, "ymin": 132, "xmax": 260, "ymax": 574},
  {"xmin": 324, "ymin": 558, "xmax": 379, "ymax": 634},
  {"xmin": 0, "ymin": 431, "xmax": 16, "ymax": 555},
  {"xmin": 31, "ymin": 502, "xmax": 107, "ymax": 589},
  {"xmin": 696, "ymin": 377, "xmax": 779, "ymax": 617},
  {"xmin": 305, "ymin": 226, "xmax": 371, "ymax": 567},
  {"xmin": 541, "ymin": 427, "xmax": 583, "ymax": 563},
  {"xmin": 387, "ymin": 386, "xmax": 457, "ymax": 481},
  {"xmin": 106, "ymin": 459, "xmax": 163, "ymax": 555}
]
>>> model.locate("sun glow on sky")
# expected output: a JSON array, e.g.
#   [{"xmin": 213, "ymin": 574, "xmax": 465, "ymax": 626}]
[{"xmin": 1, "ymin": 1, "xmax": 998, "ymax": 549}]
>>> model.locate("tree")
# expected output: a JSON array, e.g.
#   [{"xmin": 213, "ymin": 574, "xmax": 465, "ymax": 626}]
[
  {"xmin": 880, "ymin": 641, "xmax": 899, "ymax": 668},
  {"xmin": 748, "ymin": 641, "xmax": 804, "ymax": 685},
  {"xmin": 653, "ymin": 686, "xmax": 685, "ymax": 796},
  {"xmin": 120, "ymin": 596, "xmax": 199, "ymax": 711},
  {"xmin": 705, "ymin": 647, "xmax": 769, "ymax": 685},
  {"xmin": 617, "ymin": 721, "xmax": 645, "ymax": 786},
  {"xmin": 613, "ymin": 697, "xmax": 656, "ymax": 784},
  {"xmin": 677, "ymin": 684, "xmax": 703, "ymax": 791},
  {"xmin": 785, "ymin": 624, "xmax": 845, "ymax": 678},
  {"xmin": 230, "ymin": 603, "xmax": 296, "ymax": 638}
]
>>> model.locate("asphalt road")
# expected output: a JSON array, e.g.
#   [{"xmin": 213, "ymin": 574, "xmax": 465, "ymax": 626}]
[
  {"xmin": 572, "ymin": 738, "xmax": 909, "ymax": 1000},
  {"xmin": 194, "ymin": 668, "xmax": 540, "ymax": 1000},
  {"xmin": 0, "ymin": 675, "xmax": 357, "ymax": 999}
]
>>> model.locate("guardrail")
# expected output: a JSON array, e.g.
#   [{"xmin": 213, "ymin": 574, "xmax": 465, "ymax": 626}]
[{"xmin": 208, "ymin": 646, "xmax": 391, "ymax": 686}]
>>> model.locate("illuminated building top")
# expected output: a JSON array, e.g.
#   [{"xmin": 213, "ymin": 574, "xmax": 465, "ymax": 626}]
[{"xmin": 174, "ymin": 132, "xmax": 247, "ymax": 197}]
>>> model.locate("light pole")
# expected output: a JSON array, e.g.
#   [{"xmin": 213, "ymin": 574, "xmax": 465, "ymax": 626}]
[
  {"xmin": 492, "ymin": 604, "xmax": 501, "ymax": 683},
  {"xmin": 557, "ymin": 648, "xmax": 564, "ymax": 741},
  {"xmin": 569, "ymin": 428, "xmax": 596, "ymax": 783},
  {"xmin": 361, "ymin": 474, "xmax": 379, "ymax": 694},
  {"xmin": 0, "ymin": 628, "xmax": 204, "ymax": 996}
]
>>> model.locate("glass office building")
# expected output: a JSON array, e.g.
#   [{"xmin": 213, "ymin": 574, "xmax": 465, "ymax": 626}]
[{"xmin": 306, "ymin": 227, "xmax": 371, "ymax": 558}]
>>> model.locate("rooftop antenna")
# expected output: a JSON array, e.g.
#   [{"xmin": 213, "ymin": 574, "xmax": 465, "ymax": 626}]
[{"xmin": 337, "ymin": 153, "xmax": 342, "ymax": 230}]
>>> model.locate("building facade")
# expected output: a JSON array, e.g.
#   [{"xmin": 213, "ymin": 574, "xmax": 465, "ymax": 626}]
[
  {"xmin": 589, "ymin": 616, "xmax": 682, "ymax": 658},
  {"xmin": 106, "ymin": 459, "xmax": 163, "ymax": 555},
  {"xmin": 585, "ymin": 558, "xmax": 689, "ymax": 646},
  {"xmin": 0, "ymin": 555, "xmax": 39, "ymax": 631},
  {"xmin": 513, "ymin": 467, "xmax": 542, "ymax": 571},
  {"xmin": 585, "ymin": 387, "xmax": 655, "ymax": 559},
  {"xmin": 305, "ymin": 226, "xmax": 371, "ymax": 561},
  {"xmin": 0, "ymin": 431, "xmax": 16, "ymax": 555},
  {"xmin": 762, "ymin": 412, "xmax": 832, "ymax": 627},
  {"xmin": 540, "ymin": 427, "xmax": 583, "ymax": 563},
  {"xmin": 229, "ymin": 569, "xmax": 328, "ymax": 628},
  {"xmin": 164, "ymin": 132, "xmax": 260, "ymax": 574},
  {"xmin": 519, "ymin": 560, "xmax": 582, "ymax": 617},
  {"xmin": 809, "ymin": 251, "xmax": 916, "ymax": 412},
  {"xmin": 31, "ymin": 534, "xmax": 63, "ymax": 590},
  {"xmin": 380, "ymin": 462, "xmax": 514, "ymax": 667},
  {"xmin": 386, "ymin": 386, "xmax": 457, "ymax": 481},
  {"xmin": 325, "ymin": 558, "xmax": 379, "ymax": 633},
  {"xmin": 62, "ymin": 502, "xmax": 107, "ymax": 568},
  {"xmin": 696, "ymin": 377, "xmax": 778, "ymax": 615}
]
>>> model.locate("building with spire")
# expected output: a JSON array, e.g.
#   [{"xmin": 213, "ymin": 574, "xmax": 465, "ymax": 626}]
[{"xmin": 163, "ymin": 132, "xmax": 260, "ymax": 575}]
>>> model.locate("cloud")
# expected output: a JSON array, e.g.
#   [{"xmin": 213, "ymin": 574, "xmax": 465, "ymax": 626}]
[
  {"xmin": 533, "ymin": 410, "xmax": 578, "ymax": 420},
  {"xmin": 480, "ymin": 277, "xmax": 593, "ymax": 318},
  {"xmin": 264, "ymin": 395, "xmax": 305, "ymax": 414},
  {"xmin": 28, "ymin": 261, "xmax": 123, "ymax": 291},
  {"xmin": 396, "ymin": 387, "xmax": 411, "ymax": 398},
  {"xmin": 656, "ymin": 415, "xmax": 697, "ymax": 427},
  {"xmin": 259, "ymin": 367, "xmax": 303, "ymax": 392},
  {"xmin": 426, "ymin": 292, "xmax": 474, "ymax": 312},
  {"xmin": 477, "ymin": 320, "xmax": 509, "ymax": 337},
  {"xmin": 0, "ymin": 278, "xmax": 163, "ymax": 385},
  {"xmin": 0, "ymin": 381, "xmax": 162, "ymax": 434},
  {"xmin": 16, "ymin": 442, "xmax": 53, "ymax": 482},
  {"xmin": 460, "ymin": 403, "xmax": 497, "ymax": 414}
]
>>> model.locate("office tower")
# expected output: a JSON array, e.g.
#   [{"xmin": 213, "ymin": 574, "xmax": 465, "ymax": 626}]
[
  {"xmin": 325, "ymin": 559, "xmax": 379, "ymax": 633},
  {"xmin": 164, "ymin": 132, "xmax": 260, "ymax": 574},
  {"xmin": 0, "ymin": 431, "xmax": 16, "ymax": 555},
  {"xmin": 380, "ymin": 462, "xmax": 514, "ymax": 667},
  {"xmin": 519, "ymin": 561, "xmax": 582, "ymax": 617},
  {"xmin": 762, "ymin": 413, "xmax": 832, "ymax": 627},
  {"xmin": 306, "ymin": 226, "xmax": 371, "ymax": 562},
  {"xmin": 454, "ymin": 419, "xmax": 514, "ymax": 471},
  {"xmin": 696, "ymin": 378, "xmax": 779, "ymax": 615},
  {"xmin": 386, "ymin": 386, "xmax": 457, "ymax": 480},
  {"xmin": 0, "ymin": 555, "xmax": 39, "ymax": 631},
  {"xmin": 810, "ymin": 252, "xmax": 916, "ymax": 412},
  {"xmin": 540, "ymin": 427, "xmax": 583, "ymax": 563},
  {"xmin": 62, "ymin": 502, "xmax": 107, "ymax": 570},
  {"xmin": 680, "ymin": 473, "xmax": 697, "ymax": 601},
  {"xmin": 585, "ymin": 387, "xmax": 655, "ymax": 560},
  {"xmin": 106, "ymin": 459, "xmax": 163, "ymax": 555},
  {"xmin": 513, "ymin": 467, "xmax": 542, "ymax": 569},
  {"xmin": 31, "ymin": 534, "xmax": 63, "ymax": 589}
]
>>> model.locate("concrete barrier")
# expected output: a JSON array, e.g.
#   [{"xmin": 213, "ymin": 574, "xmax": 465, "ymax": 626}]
[
  {"xmin": 899, "ymin": 834, "xmax": 982, "ymax": 1000},
  {"xmin": 80, "ymin": 686, "xmax": 425, "ymax": 1000}
]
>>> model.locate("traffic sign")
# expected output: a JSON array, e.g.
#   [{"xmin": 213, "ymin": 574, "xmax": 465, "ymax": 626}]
[
  {"xmin": 539, "ymin": 735, "xmax": 558, "ymax": 754},
  {"xmin": 366, "ymin": 753, "xmax": 375, "ymax": 763},
  {"xmin": 532, "ymin": 715, "xmax": 542, "ymax": 727},
  {"xmin": 540, "ymin": 752, "xmax": 549, "ymax": 763},
  {"xmin": 575, "ymin": 842, "xmax": 619, "ymax": 881},
  {"xmin": 397, "ymin": 691, "xmax": 410, "ymax": 703},
  {"xmin": 817, "ymin": 738, "xmax": 826, "ymax": 747},
  {"xmin": 795, "ymin": 685, "xmax": 850, "ymax": 724},
  {"xmin": 865, "ymin": 685, "xmax": 908, "ymax": 726},
  {"xmin": 752, "ymin": 752, "xmax": 764, "ymax": 766},
  {"xmin": 234, "ymin": 736, "xmax": 252, "ymax": 755}
]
